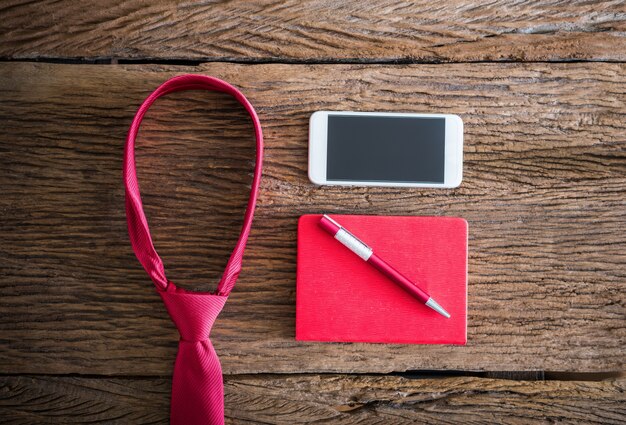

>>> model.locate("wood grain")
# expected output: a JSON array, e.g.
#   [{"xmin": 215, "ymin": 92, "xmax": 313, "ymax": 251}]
[
  {"xmin": 1, "ymin": 0, "xmax": 625, "ymax": 62},
  {"xmin": 0, "ymin": 374, "xmax": 624, "ymax": 424},
  {"xmin": 0, "ymin": 62, "xmax": 624, "ymax": 376}
]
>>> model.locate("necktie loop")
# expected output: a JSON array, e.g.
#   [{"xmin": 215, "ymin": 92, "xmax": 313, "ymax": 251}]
[{"xmin": 123, "ymin": 74, "xmax": 263, "ymax": 296}]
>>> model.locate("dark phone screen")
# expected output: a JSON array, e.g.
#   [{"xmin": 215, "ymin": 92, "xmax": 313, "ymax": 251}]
[{"xmin": 326, "ymin": 115, "xmax": 445, "ymax": 183}]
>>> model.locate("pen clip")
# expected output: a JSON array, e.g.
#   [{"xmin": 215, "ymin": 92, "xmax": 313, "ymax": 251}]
[{"xmin": 322, "ymin": 214, "xmax": 341, "ymax": 229}]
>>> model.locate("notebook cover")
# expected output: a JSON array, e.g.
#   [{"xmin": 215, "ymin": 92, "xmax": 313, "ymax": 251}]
[{"xmin": 296, "ymin": 214, "xmax": 467, "ymax": 344}]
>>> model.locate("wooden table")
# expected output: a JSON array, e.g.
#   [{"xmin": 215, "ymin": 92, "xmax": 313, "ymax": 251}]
[{"xmin": 1, "ymin": 1, "xmax": 625, "ymax": 423}]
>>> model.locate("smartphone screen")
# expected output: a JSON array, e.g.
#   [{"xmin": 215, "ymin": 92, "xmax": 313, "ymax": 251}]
[{"xmin": 326, "ymin": 115, "xmax": 446, "ymax": 183}]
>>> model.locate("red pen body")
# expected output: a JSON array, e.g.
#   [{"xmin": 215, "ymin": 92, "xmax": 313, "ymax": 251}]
[{"xmin": 367, "ymin": 253, "xmax": 430, "ymax": 304}]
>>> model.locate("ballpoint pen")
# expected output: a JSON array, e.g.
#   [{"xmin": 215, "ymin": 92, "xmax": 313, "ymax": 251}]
[{"xmin": 318, "ymin": 214, "xmax": 451, "ymax": 318}]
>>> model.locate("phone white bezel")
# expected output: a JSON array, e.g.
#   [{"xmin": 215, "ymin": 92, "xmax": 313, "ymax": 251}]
[{"xmin": 308, "ymin": 111, "xmax": 463, "ymax": 188}]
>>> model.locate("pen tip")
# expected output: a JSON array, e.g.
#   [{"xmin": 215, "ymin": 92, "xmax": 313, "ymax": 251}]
[{"xmin": 425, "ymin": 297, "xmax": 451, "ymax": 319}]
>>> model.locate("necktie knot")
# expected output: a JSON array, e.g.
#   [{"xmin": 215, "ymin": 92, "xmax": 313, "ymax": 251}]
[{"xmin": 159, "ymin": 283, "xmax": 228, "ymax": 342}]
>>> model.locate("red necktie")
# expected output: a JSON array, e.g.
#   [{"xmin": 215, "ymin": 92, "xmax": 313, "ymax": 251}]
[{"xmin": 123, "ymin": 74, "xmax": 263, "ymax": 425}]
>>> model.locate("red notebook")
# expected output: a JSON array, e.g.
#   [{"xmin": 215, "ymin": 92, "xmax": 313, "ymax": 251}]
[{"xmin": 296, "ymin": 214, "xmax": 467, "ymax": 345}]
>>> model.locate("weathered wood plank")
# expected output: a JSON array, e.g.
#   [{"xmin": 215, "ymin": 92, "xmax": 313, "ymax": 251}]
[
  {"xmin": 0, "ymin": 375, "xmax": 624, "ymax": 424},
  {"xmin": 0, "ymin": 0, "xmax": 625, "ymax": 62},
  {"xmin": 0, "ymin": 62, "xmax": 624, "ymax": 375}
]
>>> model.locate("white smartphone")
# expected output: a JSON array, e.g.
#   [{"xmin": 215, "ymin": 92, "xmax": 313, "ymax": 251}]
[{"xmin": 308, "ymin": 111, "xmax": 463, "ymax": 188}]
